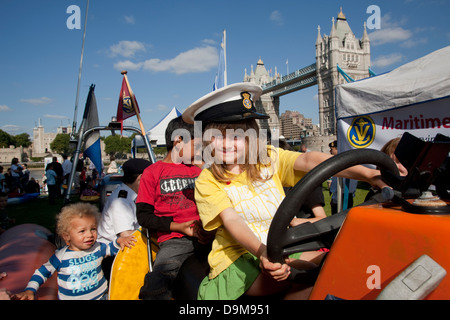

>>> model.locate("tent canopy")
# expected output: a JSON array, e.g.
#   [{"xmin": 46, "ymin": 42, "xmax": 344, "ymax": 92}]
[
  {"xmin": 336, "ymin": 46, "xmax": 450, "ymax": 153},
  {"xmin": 147, "ymin": 107, "xmax": 182, "ymax": 146},
  {"xmin": 336, "ymin": 46, "xmax": 450, "ymax": 119}
]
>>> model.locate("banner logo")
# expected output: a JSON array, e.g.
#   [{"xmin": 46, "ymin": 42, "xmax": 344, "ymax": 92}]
[
  {"xmin": 347, "ymin": 116, "xmax": 376, "ymax": 148},
  {"xmin": 122, "ymin": 91, "xmax": 134, "ymax": 115}
]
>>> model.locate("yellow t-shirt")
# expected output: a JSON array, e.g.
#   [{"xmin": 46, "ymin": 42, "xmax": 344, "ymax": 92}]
[{"xmin": 194, "ymin": 147, "xmax": 305, "ymax": 279}]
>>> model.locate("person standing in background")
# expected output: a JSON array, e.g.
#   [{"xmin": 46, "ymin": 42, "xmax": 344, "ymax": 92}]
[
  {"xmin": 10, "ymin": 158, "xmax": 23, "ymax": 192},
  {"xmin": 328, "ymin": 141, "xmax": 357, "ymax": 214},
  {"xmin": 45, "ymin": 163, "xmax": 57, "ymax": 205},
  {"xmin": 62, "ymin": 155, "xmax": 73, "ymax": 185},
  {"xmin": 46, "ymin": 157, "xmax": 63, "ymax": 198}
]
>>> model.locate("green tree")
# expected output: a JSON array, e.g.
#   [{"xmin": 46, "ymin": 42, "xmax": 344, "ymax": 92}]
[
  {"xmin": 50, "ymin": 133, "xmax": 72, "ymax": 156},
  {"xmin": 0, "ymin": 129, "xmax": 14, "ymax": 148},
  {"xmin": 104, "ymin": 135, "xmax": 132, "ymax": 158},
  {"xmin": 14, "ymin": 133, "xmax": 32, "ymax": 148}
]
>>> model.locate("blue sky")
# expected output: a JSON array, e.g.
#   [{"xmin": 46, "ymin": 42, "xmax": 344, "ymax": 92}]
[{"xmin": 0, "ymin": 0, "xmax": 449, "ymax": 138}]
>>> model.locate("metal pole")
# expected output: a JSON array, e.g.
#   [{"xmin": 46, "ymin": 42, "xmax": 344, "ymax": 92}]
[
  {"xmin": 223, "ymin": 29, "xmax": 227, "ymax": 86},
  {"xmin": 337, "ymin": 177, "xmax": 343, "ymax": 213},
  {"xmin": 71, "ymin": 0, "xmax": 90, "ymax": 136},
  {"xmin": 64, "ymin": 120, "xmax": 87, "ymax": 206}
]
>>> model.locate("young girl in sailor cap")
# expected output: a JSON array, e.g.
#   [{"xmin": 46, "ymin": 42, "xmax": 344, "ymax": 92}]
[{"xmin": 182, "ymin": 83, "xmax": 388, "ymax": 300}]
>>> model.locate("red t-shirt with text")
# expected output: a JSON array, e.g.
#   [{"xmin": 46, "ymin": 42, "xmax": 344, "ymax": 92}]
[{"xmin": 136, "ymin": 161, "xmax": 201, "ymax": 243}]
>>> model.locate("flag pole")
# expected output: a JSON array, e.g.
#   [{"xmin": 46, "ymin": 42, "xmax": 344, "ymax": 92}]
[
  {"xmin": 65, "ymin": 84, "xmax": 95, "ymax": 206},
  {"xmin": 120, "ymin": 70, "xmax": 156, "ymax": 164},
  {"xmin": 71, "ymin": 0, "xmax": 90, "ymax": 136},
  {"xmin": 119, "ymin": 72, "xmax": 155, "ymax": 270},
  {"xmin": 223, "ymin": 29, "xmax": 227, "ymax": 86},
  {"xmin": 121, "ymin": 70, "xmax": 146, "ymax": 136}
]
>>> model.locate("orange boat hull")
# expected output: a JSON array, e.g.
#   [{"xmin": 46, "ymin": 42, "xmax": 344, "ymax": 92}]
[{"xmin": 310, "ymin": 204, "xmax": 450, "ymax": 300}]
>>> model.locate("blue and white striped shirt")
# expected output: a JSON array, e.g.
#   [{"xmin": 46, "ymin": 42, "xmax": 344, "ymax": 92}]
[{"xmin": 26, "ymin": 241, "xmax": 120, "ymax": 300}]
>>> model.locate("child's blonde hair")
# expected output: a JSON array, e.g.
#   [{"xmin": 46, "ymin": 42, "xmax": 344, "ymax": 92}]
[
  {"xmin": 56, "ymin": 202, "xmax": 100, "ymax": 237},
  {"xmin": 204, "ymin": 118, "xmax": 273, "ymax": 184}
]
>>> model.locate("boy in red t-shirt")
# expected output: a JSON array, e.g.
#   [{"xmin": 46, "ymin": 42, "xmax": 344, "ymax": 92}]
[{"xmin": 136, "ymin": 116, "xmax": 213, "ymax": 300}]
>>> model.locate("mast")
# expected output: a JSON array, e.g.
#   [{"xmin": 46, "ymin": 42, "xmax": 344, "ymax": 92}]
[
  {"xmin": 71, "ymin": 0, "xmax": 90, "ymax": 136},
  {"xmin": 223, "ymin": 29, "xmax": 227, "ymax": 86}
]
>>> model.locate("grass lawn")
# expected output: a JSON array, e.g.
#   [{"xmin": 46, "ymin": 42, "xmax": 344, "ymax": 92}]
[
  {"xmin": 6, "ymin": 180, "xmax": 372, "ymax": 233},
  {"xmin": 322, "ymin": 181, "xmax": 371, "ymax": 216},
  {"xmin": 6, "ymin": 195, "xmax": 94, "ymax": 233}
]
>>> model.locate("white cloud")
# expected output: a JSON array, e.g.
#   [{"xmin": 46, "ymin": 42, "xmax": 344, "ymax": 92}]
[
  {"xmin": 145, "ymin": 46, "xmax": 218, "ymax": 74},
  {"xmin": 124, "ymin": 15, "xmax": 135, "ymax": 24},
  {"xmin": 1, "ymin": 124, "xmax": 21, "ymax": 133},
  {"xmin": 44, "ymin": 114, "xmax": 70, "ymax": 120},
  {"xmin": 146, "ymin": 104, "xmax": 170, "ymax": 113},
  {"xmin": 114, "ymin": 46, "xmax": 218, "ymax": 75},
  {"xmin": 109, "ymin": 41, "xmax": 146, "ymax": 58},
  {"xmin": 202, "ymin": 38, "xmax": 216, "ymax": 45},
  {"xmin": 113, "ymin": 60, "xmax": 143, "ymax": 71},
  {"xmin": 155, "ymin": 104, "xmax": 169, "ymax": 111},
  {"xmin": 400, "ymin": 37, "xmax": 428, "ymax": 48},
  {"xmin": 372, "ymin": 53, "xmax": 404, "ymax": 68},
  {"xmin": 368, "ymin": 13, "xmax": 428, "ymax": 48},
  {"xmin": 269, "ymin": 10, "xmax": 283, "ymax": 26},
  {"xmin": 379, "ymin": 13, "xmax": 408, "ymax": 29},
  {"xmin": 0, "ymin": 105, "xmax": 12, "ymax": 112},
  {"xmin": 20, "ymin": 97, "xmax": 53, "ymax": 105},
  {"xmin": 369, "ymin": 27, "xmax": 412, "ymax": 45}
]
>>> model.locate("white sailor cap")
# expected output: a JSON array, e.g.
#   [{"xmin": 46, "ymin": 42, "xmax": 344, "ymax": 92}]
[{"xmin": 182, "ymin": 83, "xmax": 269, "ymax": 124}]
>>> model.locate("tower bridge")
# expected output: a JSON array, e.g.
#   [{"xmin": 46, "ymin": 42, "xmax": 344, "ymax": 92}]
[
  {"xmin": 245, "ymin": 8, "xmax": 372, "ymax": 137},
  {"xmin": 261, "ymin": 63, "xmax": 317, "ymax": 97}
]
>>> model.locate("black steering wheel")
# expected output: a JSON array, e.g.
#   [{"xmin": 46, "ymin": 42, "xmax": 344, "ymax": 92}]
[{"xmin": 266, "ymin": 149, "xmax": 399, "ymax": 283}]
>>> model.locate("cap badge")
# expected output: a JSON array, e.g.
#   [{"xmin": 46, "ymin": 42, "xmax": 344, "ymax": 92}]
[{"xmin": 241, "ymin": 92, "xmax": 253, "ymax": 110}]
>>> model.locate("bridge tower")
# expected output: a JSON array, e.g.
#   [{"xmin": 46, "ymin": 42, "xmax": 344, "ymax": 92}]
[
  {"xmin": 243, "ymin": 58, "xmax": 281, "ymax": 136},
  {"xmin": 316, "ymin": 8, "xmax": 371, "ymax": 135}
]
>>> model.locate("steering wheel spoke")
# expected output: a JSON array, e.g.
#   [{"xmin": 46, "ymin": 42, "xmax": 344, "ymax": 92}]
[{"xmin": 282, "ymin": 241, "xmax": 327, "ymax": 257}]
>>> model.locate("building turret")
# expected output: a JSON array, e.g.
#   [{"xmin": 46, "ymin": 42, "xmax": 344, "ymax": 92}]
[
  {"xmin": 362, "ymin": 22, "xmax": 371, "ymax": 67},
  {"xmin": 315, "ymin": 26, "xmax": 323, "ymax": 69},
  {"xmin": 315, "ymin": 8, "xmax": 371, "ymax": 135},
  {"xmin": 243, "ymin": 57, "xmax": 280, "ymax": 135}
]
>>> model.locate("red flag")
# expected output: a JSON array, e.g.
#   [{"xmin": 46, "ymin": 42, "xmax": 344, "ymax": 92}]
[{"xmin": 117, "ymin": 76, "xmax": 140, "ymax": 131}]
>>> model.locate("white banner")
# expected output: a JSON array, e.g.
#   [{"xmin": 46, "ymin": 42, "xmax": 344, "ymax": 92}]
[
  {"xmin": 337, "ymin": 96, "xmax": 450, "ymax": 153},
  {"xmin": 336, "ymin": 46, "xmax": 450, "ymax": 153}
]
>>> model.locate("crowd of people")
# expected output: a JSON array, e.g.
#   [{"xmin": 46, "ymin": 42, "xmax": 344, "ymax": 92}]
[
  {"xmin": 0, "ymin": 159, "xmax": 40, "ymax": 198},
  {"xmin": 0, "ymin": 83, "xmax": 408, "ymax": 301}
]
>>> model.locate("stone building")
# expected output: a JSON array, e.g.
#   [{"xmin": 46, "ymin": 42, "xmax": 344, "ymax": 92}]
[
  {"xmin": 32, "ymin": 118, "xmax": 73, "ymax": 158},
  {"xmin": 316, "ymin": 8, "xmax": 371, "ymax": 135},
  {"xmin": 280, "ymin": 110, "xmax": 319, "ymax": 140},
  {"xmin": 244, "ymin": 59, "xmax": 322, "ymax": 142},
  {"xmin": 243, "ymin": 58, "xmax": 281, "ymax": 138},
  {"xmin": 241, "ymin": 8, "xmax": 371, "ymax": 151},
  {"xmin": 0, "ymin": 146, "xmax": 25, "ymax": 164}
]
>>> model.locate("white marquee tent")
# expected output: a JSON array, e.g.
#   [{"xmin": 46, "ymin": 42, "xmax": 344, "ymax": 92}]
[
  {"xmin": 147, "ymin": 107, "xmax": 182, "ymax": 146},
  {"xmin": 336, "ymin": 46, "xmax": 450, "ymax": 153}
]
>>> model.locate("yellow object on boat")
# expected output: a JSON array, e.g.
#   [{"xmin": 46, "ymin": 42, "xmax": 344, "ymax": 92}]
[
  {"xmin": 79, "ymin": 195, "xmax": 100, "ymax": 202},
  {"xmin": 109, "ymin": 229, "xmax": 158, "ymax": 300}
]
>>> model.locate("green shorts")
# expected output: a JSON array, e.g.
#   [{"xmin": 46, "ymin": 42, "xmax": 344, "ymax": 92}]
[
  {"xmin": 197, "ymin": 252, "xmax": 303, "ymax": 300},
  {"xmin": 197, "ymin": 253, "xmax": 260, "ymax": 300}
]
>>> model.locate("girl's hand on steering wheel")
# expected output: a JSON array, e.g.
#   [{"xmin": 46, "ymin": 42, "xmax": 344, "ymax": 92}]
[{"xmin": 259, "ymin": 247, "xmax": 291, "ymax": 281}]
